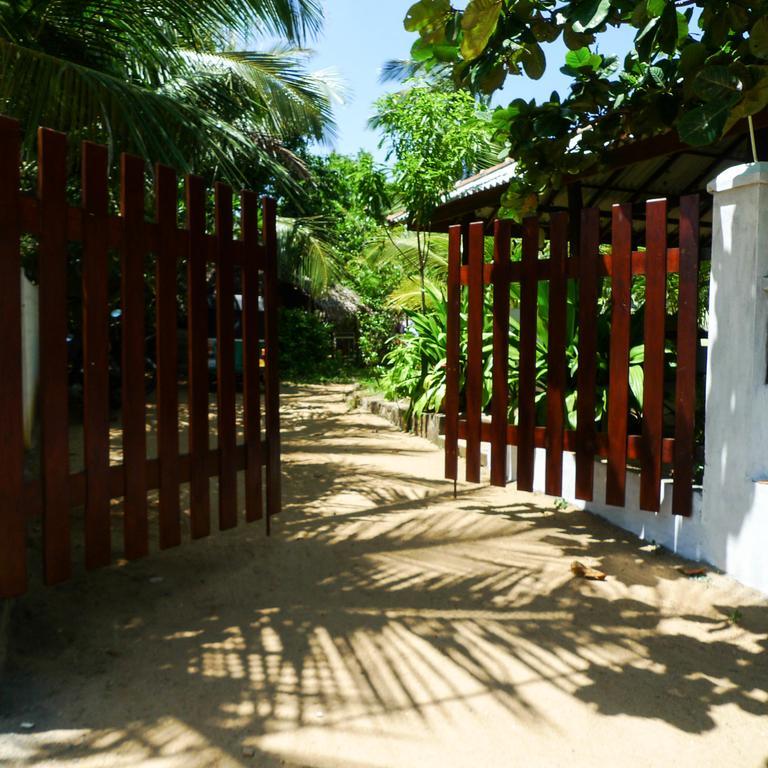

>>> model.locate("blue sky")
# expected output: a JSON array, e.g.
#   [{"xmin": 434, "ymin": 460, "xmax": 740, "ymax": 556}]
[{"xmin": 311, "ymin": 1, "xmax": 636, "ymax": 163}]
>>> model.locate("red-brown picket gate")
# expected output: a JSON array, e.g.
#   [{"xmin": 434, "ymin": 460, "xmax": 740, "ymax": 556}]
[
  {"xmin": 444, "ymin": 196, "xmax": 701, "ymax": 517},
  {"xmin": 0, "ymin": 116, "xmax": 281, "ymax": 599}
]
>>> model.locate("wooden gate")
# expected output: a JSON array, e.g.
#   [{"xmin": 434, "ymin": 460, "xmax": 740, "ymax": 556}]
[
  {"xmin": 0, "ymin": 116, "xmax": 281, "ymax": 598},
  {"xmin": 444, "ymin": 196, "xmax": 701, "ymax": 517}
]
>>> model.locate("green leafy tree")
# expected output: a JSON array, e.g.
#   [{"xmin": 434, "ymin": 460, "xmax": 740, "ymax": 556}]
[
  {"xmin": 0, "ymin": 0, "xmax": 340, "ymax": 186},
  {"xmin": 371, "ymin": 85, "xmax": 496, "ymax": 310},
  {"xmin": 278, "ymin": 151, "xmax": 401, "ymax": 365},
  {"xmin": 402, "ymin": 0, "xmax": 768, "ymax": 218}
]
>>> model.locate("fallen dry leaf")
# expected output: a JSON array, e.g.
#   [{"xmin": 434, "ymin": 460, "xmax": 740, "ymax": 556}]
[
  {"xmin": 677, "ymin": 566, "xmax": 707, "ymax": 577},
  {"xmin": 571, "ymin": 561, "xmax": 607, "ymax": 581}
]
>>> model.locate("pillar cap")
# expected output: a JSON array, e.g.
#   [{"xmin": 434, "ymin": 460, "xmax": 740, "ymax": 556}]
[{"xmin": 707, "ymin": 162, "xmax": 768, "ymax": 194}]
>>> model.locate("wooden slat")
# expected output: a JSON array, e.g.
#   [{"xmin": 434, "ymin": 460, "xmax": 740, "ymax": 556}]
[
  {"xmin": 241, "ymin": 191, "xmax": 263, "ymax": 523},
  {"xmin": 262, "ymin": 197, "xmax": 281, "ymax": 526},
  {"xmin": 37, "ymin": 128, "xmax": 71, "ymax": 584},
  {"xmin": 120, "ymin": 154, "xmax": 149, "ymax": 560},
  {"xmin": 459, "ymin": 247, "xmax": 685, "ymax": 286},
  {"xmin": 82, "ymin": 142, "xmax": 111, "ymax": 569},
  {"xmin": 516, "ymin": 217, "xmax": 538, "ymax": 492},
  {"xmin": 0, "ymin": 117, "xmax": 26, "ymax": 597},
  {"xmin": 575, "ymin": 208, "xmax": 601, "ymax": 500},
  {"xmin": 444, "ymin": 225, "xmax": 462, "ymax": 482},
  {"xmin": 22, "ymin": 442, "xmax": 267, "ymax": 516},
  {"xmin": 155, "ymin": 164, "xmax": 181, "ymax": 549},
  {"xmin": 186, "ymin": 174, "xmax": 210, "ymax": 538},
  {"xmin": 672, "ymin": 195, "xmax": 700, "ymax": 517},
  {"xmin": 491, "ymin": 220, "xmax": 511, "ymax": 487},
  {"xmin": 605, "ymin": 204, "xmax": 633, "ymax": 506},
  {"xmin": 215, "ymin": 183, "xmax": 238, "ymax": 530},
  {"xmin": 545, "ymin": 212, "xmax": 568, "ymax": 496},
  {"xmin": 640, "ymin": 199, "xmax": 668, "ymax": 511},
  {"xmin": 458, "ymin": 421, "xmax": 676, "ymax": 464},
  {"xmin": 461, "ymin": 263, "xmax": 494, "ymax": 285},
  {"xmin": 465, "ymin": 222, "xmax": 485, "ymax": 483}
]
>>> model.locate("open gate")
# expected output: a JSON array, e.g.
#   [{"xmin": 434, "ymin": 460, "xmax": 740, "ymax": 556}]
[
  {"xmin": 0, "ymin": 116, "xmax": 281, "ymax": 598},
  {"xmin": 444, "ymin": 197, "xmax": 701, "ymax": 517}
]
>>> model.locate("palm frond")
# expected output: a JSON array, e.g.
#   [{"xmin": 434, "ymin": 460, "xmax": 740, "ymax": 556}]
[
  {"xmin": 173, "ymin": 48, "xmax": 344, "ymax": 143},
  {"xmin": 3, "ymin": 0, "xmax": 323, "ymax": 49},
  {"xmin": 365, "ymin": 228, "xmax": 449, "ymax": 276},
  {"xmin": 0, "ymin": 39, "xmax": 335, "ymax": 187},
  {"xmin": 276, "ymin": 216, "xmax": 341, "ymax": 296}
]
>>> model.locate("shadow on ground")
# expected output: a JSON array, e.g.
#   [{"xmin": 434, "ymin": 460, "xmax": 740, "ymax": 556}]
[{"xmin": 1, "ymin": 384, "xmax": 767, "ymax": 767}]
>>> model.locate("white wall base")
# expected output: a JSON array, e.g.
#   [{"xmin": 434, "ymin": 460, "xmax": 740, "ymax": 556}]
[
  {"xmin": 495, "ymin": 444, "xmax": 768, "ymax": 596},
  {"xmin": 504, "ymin": 444, "xmax": 706, "ymax": 556}
]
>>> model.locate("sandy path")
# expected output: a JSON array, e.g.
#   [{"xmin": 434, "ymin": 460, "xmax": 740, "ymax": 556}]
[{"xmin": 1, "ymin": 384, "xmax": 767, "ymax": 768}]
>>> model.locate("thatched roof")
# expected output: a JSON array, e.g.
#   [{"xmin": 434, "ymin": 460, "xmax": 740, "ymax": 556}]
[{"xmin": 316, "ymin": 285, "xmax": 365, "ymax": 324}]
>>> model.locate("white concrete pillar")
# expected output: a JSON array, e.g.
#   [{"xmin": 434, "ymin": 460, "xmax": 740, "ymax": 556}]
[{"xmin": 703, "ymin": 163, "xmax": 768, "ymax": 593}]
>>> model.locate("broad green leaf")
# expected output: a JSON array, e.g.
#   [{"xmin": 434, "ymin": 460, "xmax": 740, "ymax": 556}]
[
  {"xmin": 461, "ymin": 0, "xmax": 503, "ymax": 60},
  {"xmin": 693, "ymin": 65, "xmax": 742, "ymax": 103},
  {"xmin": 572, "ymin": 0, "xmax": 612, "ymax": 33},
  {"xmin": 563, "ymin": 25, "xmax": 595, "ymax": 51},
  {"xmin": 522, "ymin": 42, "xmax": 546, "ymax": 80},
  {"xmin": 749, "ymin": 17, "xmax": 768, "ymax": 60},
  {"xmin": 405, "ymin": 0, "xmax": 450, "ymax": 31},
  {"xmin": 724, "ymin": 76, "xmax": 768, "ymax": 134},
  {"xmin": 628, "ymin": 365, "xmax": 644, "ymax": 406},
  {"xmin": 531, "ymin": 15, "xmax": 560, "ymax": 43},
  {"xmin": 404, "ymin": 0, "xmax": 451, "ymax": 43},
  {"xmin": 678, "ymin": 42, "xmax": 707, "ymax": 78},
  {"xmin": 629, "ymin": 344, "xmax": 645, "ymax": 364},
  {"xmin": 646, "ymin": 0, "xmax": 666, "ymax": 19},
  {"xmin": 564, "ymin": 46, "xmax": 601, "ymax": 71},
  {"xmin": 411, "ymin": 39, "xmax": 434, "ymax": 62},
  {"xmin": 648, "ymin": 65, "xmax": 664, "ymax": 87},
  {"xmin": 676, "ymin": 99, "xmax": 736, "ymax": 146},
  {"xmin": 478, "ymin": 63, "xmax": 507, "ymax": 92}
]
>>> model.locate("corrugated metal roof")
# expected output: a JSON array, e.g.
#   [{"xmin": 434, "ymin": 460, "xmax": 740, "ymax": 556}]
[
  {"xmin": 387, "ymin": 113, "xmax": 766, "ymax": 239},
  {"xmin": 387, "ymin": 159, "xmax": 517, "ymax": 224},
  {"xmin": 447, "ymin": 159, "xmax": 517, "ymax": 200}
]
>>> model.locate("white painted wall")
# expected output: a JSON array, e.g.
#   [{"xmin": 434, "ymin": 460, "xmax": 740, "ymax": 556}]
[
  {"xmin": 500, "ymin": 444, "xmax": 707, "ymax": 554},
  {"xmin": 700, "ymin": 163, "xmax": 768, "ymax": 594}
]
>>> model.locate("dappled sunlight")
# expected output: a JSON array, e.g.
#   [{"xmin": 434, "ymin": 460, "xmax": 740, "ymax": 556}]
[{"xmin": 2, "ymin": 384, "xmax": 767, "ymax": 767}]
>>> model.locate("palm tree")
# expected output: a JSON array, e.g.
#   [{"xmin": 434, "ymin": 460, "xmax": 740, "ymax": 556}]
[{"xmin": 0, "ymin": 0, "xmax": 341, "ymax": 186}]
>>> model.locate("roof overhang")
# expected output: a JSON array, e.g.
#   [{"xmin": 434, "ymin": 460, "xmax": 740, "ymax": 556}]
[{"xmin": 397, "ymin": 111, "xmax": 768, "ymax": 242}]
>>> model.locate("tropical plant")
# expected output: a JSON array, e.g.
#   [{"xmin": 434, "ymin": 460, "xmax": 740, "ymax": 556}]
[
  {"xmin": 371, "ymin": 85, "xmax": 497, "ymax": 311},
  {"xmin": 278, "ymin": 306, "xmax": 335, "ymax": 380},
  {"xmin": 364, "ymin": 228, "xmax": 451, "ymax": 311},
  {"xmin": 278, "ymin": 151, "xmax": 401, "ymax": 364},
  {"xmin": 0, "ymin": 0, "xmax": 340, "ymax": 187},
  {"xmin": 275, "ymin": 216, "xmax": 340, "ymax": 296},
  {"xmin": 402, "ymin": 0, "xmax": 768, "ymax": 219},
  {"xmin": 381, "ymin": 279, "xmax": 660, "ymax": 432}
]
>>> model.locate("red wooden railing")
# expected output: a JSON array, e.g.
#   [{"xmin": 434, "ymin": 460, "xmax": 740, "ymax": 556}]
[
  {"xmin": 0, "ymin": 116, "xmax": 281, "ymax": 598},
  {"xmin": 445, "ymin": 196, "xmax": 700, "ymax": 517}
]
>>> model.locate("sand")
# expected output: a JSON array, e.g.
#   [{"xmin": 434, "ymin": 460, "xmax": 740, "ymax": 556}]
[{"xmin": 1, "ymin": 383, "xmax": 767, "ymax": 768}]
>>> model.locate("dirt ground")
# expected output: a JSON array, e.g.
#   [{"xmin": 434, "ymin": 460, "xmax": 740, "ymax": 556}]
[{"xmin": 1, "ymin": 384, "xmax": 767, "ymax": 768}]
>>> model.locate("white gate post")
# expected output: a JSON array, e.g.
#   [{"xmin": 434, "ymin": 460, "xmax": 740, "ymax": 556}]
[{"xmin": 703, "ymin": 163, "xmax": 768, "ymax": 593}]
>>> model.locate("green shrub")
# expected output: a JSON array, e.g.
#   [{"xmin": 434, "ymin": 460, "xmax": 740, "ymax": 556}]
[
  {"xmin": 379, "ymin": 283, "xmax": 657, "ymax": 432},
  {"xmin": 358, "ymin": 308, "xmax": 399, "ymax": 368},
  {"xmin": 278, "ymin": 308, "xmax": 335, "ymax": 380}
]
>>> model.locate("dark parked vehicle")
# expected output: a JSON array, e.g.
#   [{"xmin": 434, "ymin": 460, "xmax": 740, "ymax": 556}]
[{"xmin": 207, "ymin": 293, "xmax": 265, "ymax": 383}]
